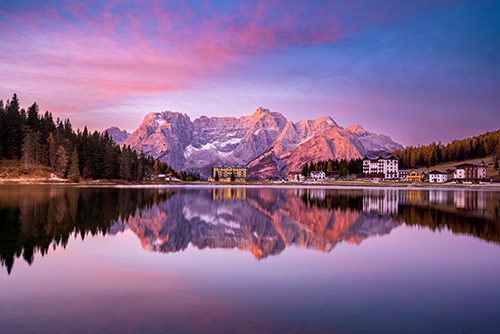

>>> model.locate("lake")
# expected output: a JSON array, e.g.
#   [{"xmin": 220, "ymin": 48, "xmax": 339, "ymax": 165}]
[{"xmin": 1, "ymin": 185, "xmax": 499, "ymax": 333}]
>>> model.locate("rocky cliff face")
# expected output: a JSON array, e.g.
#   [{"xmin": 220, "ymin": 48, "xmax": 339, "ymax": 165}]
[
  {"xmin": 102, "ymin": 127, "xmax": 131, "ymax": 145},
  {"xmin": 118, "ymin": 108, "xmax": 403, "ymax": 178}
]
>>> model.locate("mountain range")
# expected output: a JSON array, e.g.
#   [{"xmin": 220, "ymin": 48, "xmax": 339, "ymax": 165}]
[{"xmin": 105, "ymin": 108, "xmax": 403, "ymax": 179}]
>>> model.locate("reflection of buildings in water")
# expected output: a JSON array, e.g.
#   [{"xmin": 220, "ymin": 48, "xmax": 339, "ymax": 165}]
[
  {"xmin": 403, "ymin": 189, "xmax": 424, "ymax": 204},
  {"xmin": 453, "ymin": 190, "xmax": 486, "ymax": 212},
  {"xmin": 362, "ymin": 189, "xmax": 399, "ymax": 215},
  {"xmin": 428, "ymin": 190, "xmax": 448, "ymax": 204},
  {"xmin": 4, "ymin": 187, "xmax": 499, "ymax": 275},
  {"xmin": 287, "ymin": 188, "xmax": 326, "ymax": 201},
  {"xmin": 212, "ymin": 187, "xmax": 247, "ymax": 201},
  {"xmin": 309, "ymin": 189, "xmax": 326, "ymax": 200}
]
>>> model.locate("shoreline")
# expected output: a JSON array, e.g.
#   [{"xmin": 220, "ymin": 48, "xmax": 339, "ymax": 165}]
[{"xmin": 1, "ymin": 178, "xmax": 500, "ymax": 190}]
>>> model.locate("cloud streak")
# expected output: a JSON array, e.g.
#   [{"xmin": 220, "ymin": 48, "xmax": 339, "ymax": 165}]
[
  {"xmin": 0, "ymin": 0, "xmax": 497, "ymax": 145},
  {"xmin": 0, "ymin": 1, "xmax": 466, "ymax": 97}
]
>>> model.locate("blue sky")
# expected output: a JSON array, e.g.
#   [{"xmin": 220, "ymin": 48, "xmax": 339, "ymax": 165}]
[{"xmin": 1, "ymin": 0, "xmax": 499, "ymax": 146}]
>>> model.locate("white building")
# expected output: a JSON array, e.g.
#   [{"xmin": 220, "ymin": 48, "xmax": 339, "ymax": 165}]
[
  {"xmin": 310, "ymin": 170, "xmax": 326, "ymax": 180},
  {"xmin": 362, "ymin": 155, "xmax": 399, "ymax": 179},
  {"xmin": 429, "ymin": 170, "xmax": 448, "ymax": 183},
  {"xmin": 453, "ymin": 163, "xmax": 487, "ymax": 180}
]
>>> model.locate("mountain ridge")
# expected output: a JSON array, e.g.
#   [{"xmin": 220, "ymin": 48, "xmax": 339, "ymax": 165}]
[{"xmin": 106, "ymin": 108, "xmax": 403, "ymax": 178}]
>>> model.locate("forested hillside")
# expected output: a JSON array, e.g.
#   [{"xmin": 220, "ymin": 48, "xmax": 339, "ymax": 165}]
[
  {"xmin": 393, "ymin": 129, "xmax": 500, "ymax": 169},
  {"xmin": 0, "ymin": 94, "xmax": 200, "ymax": 181},
  {"xmin": 300, "ymin": 158, "xmax": 363, "ymax": 177}
]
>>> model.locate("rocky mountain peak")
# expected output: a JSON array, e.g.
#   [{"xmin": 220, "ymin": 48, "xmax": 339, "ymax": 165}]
[
  {"xmin": 346, "ymin": 124, "xmax": 365, "ymax": 134},
  {"xmin": 101, "ymin": 126, "xmax": 131, "ymax": 145},
  {"xmin": 252, "ymin": 107, "xmax": 270, "ymax": 117},
  {"xmin": 119, "ymin": 107, "xmax": 403, "ymax": 178}
]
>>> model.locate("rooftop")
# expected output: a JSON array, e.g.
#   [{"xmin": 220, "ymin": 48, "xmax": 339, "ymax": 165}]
[
  {"xmin": 213, "ymin": 164, "xmax": 247, "ymax": 168},
  {"xmin": 363, "ymin": 154, "xmax": 399, "ymax": 161},
  {"xmin": 455, "ymin": 163, "xmax": 486, "ymax": 168}
]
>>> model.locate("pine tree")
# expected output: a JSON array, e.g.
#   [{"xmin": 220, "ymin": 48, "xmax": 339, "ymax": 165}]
[
  {"xmin": 326, "ymin": 161, "xmax": 333, "ymax": 172},
  {"xmin": 33, "ymin": 131, "xmax": 41, "ymax": 173},
  {"xmin": 103, "ymin": 142, "xmax": 118, "ymax": 179},
  {"xmin": 48, "ymin": 133, "xmax": 57, "ymax": 168},
  {"xmin": 477, "ymin": 139, "xmax": 486, "ymax": 158},
  {"xmin": 56, "ymin": 145, "xmax": 69, "ymax": 177},
  {"xmin": 302, "ymin": 164, "xmax": 308, "ymax": 176},
  {"xmin": 429, "ymin": 149, "xmax": 437, "ymax": 167},
  {"xmin": 21, "ymin": 128, "xmax": 35, "ymax": 167},
  {"xmin": 153, "ymin": 161, "xmax": 159, "ymax": 176},
  {"xmin": 230, "ymin": 171, "xmax": 235, "ymax": 182},
  {"xmin": 494, "ymin": 156, "xmax": 499, "ymax": 170},
  {"xmin": 68, "ymin": 148, "xmax": 81, "ymax": 182},
  {"xmin": 339, "ymin": 161, "xmax": 349, "ymax": 177},
  {"xmin": 119, "ymin": 147, "xmax": 132, "ymax": 181},
  {"xmin": 40, "ymin": 144, "xmax": 49, "ymax": 166},
  {"xmin": 215, "ymin": 171, "xmax": 219, "ymax": 182},
  {"xmin": 456, "ymin": 145, "xmax": 464, "ymax": 161},
  {"xmin": 4, "ymin": 94, "xmax": 25, "ymax": 158},
  {"xmin": 26, "ymin": 102, "xmax": 40, "ymax": 132}
]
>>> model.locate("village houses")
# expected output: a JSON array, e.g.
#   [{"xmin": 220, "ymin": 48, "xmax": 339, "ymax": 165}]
[
  {"xmin": 287, "ymin": 171, "xmax": 305, "ymax": 182},
  {"xmin": 406, "ymin": 170, "xmax": 426, "ymax": 182},
  {"xmin": 429, "ymin": 170, "xmax": 448, "ymax": 183},
  {"xmin": 310, "ymin": 170, "xmax": 326, "ymax": 180}
]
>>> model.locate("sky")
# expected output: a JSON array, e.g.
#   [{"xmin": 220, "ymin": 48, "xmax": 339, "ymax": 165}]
[{"xmin": 0, "ymin": 0, "xmax": 499, "ymax": 146}]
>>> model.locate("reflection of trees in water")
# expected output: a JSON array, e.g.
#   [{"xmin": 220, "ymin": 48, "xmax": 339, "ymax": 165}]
[
  {"xmin": 1, "ymin": 187, "xmax": 499, "ymax": 274},
  {"xmin": 295, "ymin": 188, "xmax": 500, "ymax": 245},
  {"xmin": 299, "ymin": 189, "xmax": 363, "ymax": 212},
  {"xmin": 396, "ymin": 205, "xmax": 500, "ymax": 244},
  {"xmin": 0, "ymin": 187, "xmax": 173, "ymax": 274}
]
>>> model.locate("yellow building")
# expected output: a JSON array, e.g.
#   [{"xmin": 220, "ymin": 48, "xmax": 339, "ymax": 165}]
[
  {"xmin": 208, "ymin": 164, "xmax": 247, "ymax": 182},
  {"xmin": 407, "ymin": 170, "xmax": 425, "ymax": 182}
]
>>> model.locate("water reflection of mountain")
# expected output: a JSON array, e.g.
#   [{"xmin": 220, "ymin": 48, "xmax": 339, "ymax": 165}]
[
  {"xmin": 123, "ymin": 188, "xmax": 398, "ymax": 259},
  {"xmin": 1, "ymin": 186, "xmax": 499, "ymax": 274}
]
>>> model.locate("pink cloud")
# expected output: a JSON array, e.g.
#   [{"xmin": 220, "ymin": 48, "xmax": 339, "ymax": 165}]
[{"xmin": 0, "ymin": 0, "xmax": 479, "ymax": 134}]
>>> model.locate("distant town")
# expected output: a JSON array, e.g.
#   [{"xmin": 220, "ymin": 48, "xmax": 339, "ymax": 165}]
[{"xmin": 202, "ymin": 155, "xmax": 495, "ymax": 185}]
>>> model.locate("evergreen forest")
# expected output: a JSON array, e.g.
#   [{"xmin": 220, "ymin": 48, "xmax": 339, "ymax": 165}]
[
  {"xmin": 0, "ymin": 94, "xmax": 200, "ymax": 181},
  {"xmin": 393, "ymin": 129, "xmax": 500, "ymax": 169},
  {"xmin": 301, "ymin": 158, "xmax": 363, "ymax": 177}
]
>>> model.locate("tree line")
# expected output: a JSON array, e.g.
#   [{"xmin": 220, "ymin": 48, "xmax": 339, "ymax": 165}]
[
  {"xmin": 0, "ymin": 93, "xmax": 200, "ymax": 181},
  {"xmin": 301, "ymin": 158, "xmax": 363, "ymax": 177},
  {"xmin": 393, "ymin": 129, "xmax": 500, "ymax": 169}
]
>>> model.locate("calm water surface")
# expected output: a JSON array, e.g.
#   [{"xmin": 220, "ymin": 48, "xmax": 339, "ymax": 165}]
[{"xmin": 1, "ymin": 185, "xmax": 499, "ymax": 334}]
